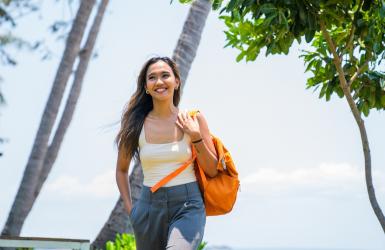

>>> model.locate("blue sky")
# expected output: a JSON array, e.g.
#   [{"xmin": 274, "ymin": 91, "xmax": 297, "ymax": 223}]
[{"xmin": 1, "ymin": 0, "xmax": 384, "ymax": 249}]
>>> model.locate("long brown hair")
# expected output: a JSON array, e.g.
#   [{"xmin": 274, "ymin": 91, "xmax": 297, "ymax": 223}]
[{"xmin": 115, "ymin": 56, "xmax": 182, "ymax": 159}]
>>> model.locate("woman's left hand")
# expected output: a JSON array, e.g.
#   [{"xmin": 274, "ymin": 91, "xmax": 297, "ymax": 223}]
[{"xmin": 176, "ymin": 110, "xmax": 201, "ymax": 141}]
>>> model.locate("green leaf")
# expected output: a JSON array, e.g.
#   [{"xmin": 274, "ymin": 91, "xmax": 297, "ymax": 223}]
[
  {"xmin": 260, "ymin": 3, "xmax": 277, "ymax": 15},
  {"xmin": 213, "ymin": 0, "xmax": 224, "ymax": 10},
  {"xmin": 298, "ymin": 8, "xmax": 306, "ymax": 24},
  {"xmin": 227, "ymin": 0, "xmax": 239, "ymax": 12},
  {"xmin": 278, "ymin": 10, "xmax": 289, "ymax": 29},
  {"xmin": 236, "ymin": 51, "xmax": 246, "ymax": 62},
  {"xmin": 305, "ymin": 29, "xmax": 316, "ymax": 43},
  {"xmin": 380, "ymin": 3, "xmax": 385, "ymax": 18},
  {"xmin": 177, "ymin": 0, "xmax": 193, "ymax": 3},
  {"xmin": 325, "ymin": 85, "xmax": 332, "ymax": 101},
  {"xmin": 335, "ymin": 86, "xmax": 344, "ymax": 98},
  {"xmin": 305, "ymin": 59, "xmax": 315, "ymax": 72},
  {"xmin": 368, "ymin": 93, "xmax": 376, "ymax": 106},
  {"xmin": 362, "ymin": 101, "xmax": 370, "ymax": 116},
  {"xmin": 219, "ymin": 6, "xmax": 227, "ymax": 14},
  {"xmin": 381, "ymin": 95, "xmax": 385, "ymax": 107},
  {"xmin": 198, "ymin": 241, "xmax": 208, "ymax": 250},
  {"xmin": 243, "ymin": 0, "xmax": 255, "ymax": 7},
  {"xmin": 106, "ymin": 242, "xmax": 115, "ymax": 250},
  {"xmin": 319, "ymin": 84, "xmax": 327, "ymax": 98},
  {"xmin": 122, "ymin": 233, "xmax": 129, "ymax": 243}
]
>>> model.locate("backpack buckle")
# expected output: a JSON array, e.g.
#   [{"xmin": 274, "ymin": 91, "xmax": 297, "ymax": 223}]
[{"xmin": 221, "ymin": 157, "xmax": 227, "ymax": 170}]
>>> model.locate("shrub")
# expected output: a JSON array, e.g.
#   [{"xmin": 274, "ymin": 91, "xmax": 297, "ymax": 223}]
[{"xmin": 106, "ymin": 233, "xmax": 136, "ymax": 250}]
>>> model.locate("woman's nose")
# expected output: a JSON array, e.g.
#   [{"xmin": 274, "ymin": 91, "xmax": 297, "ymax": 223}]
[{"xmin": 155, "ymin": 78, "xmax": 164, "ymax": 85}]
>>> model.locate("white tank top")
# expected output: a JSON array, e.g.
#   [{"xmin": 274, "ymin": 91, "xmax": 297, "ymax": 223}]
[{"xmin": 138, "ymin": 124, "xmax": 197, "ymax": 187}]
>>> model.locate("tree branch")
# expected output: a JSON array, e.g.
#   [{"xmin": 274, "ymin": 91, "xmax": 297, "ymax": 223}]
[
  {"xmin": 345, "ymin": 0, "xmax": 363, "ymax": 58},
  {"xmin": 348, "ymin": 61, "xmax": 369, "ymax": 86},
  {"xmin": 346, "ymin": 25, "xmax": 355, "ymax": 61},
  {"xmin": 320, "ymin": 19, "xmax": 363, "ymax": 125},
  {"xmin": 320, "ymin": 20, "xmax": 343, "ymax": 75}
]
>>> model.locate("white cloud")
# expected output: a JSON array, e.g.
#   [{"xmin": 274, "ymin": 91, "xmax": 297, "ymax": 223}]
[
  {"xmin": 46, "ymin": 169, "xmax": 118, "ymax": 198},
  {"xmin": 46, "ymin": 163, "xmax": 385, "ymax": 200},
  {"xmin": 241, "ymin": 163, "xmax": 385, "ymax": 198}
]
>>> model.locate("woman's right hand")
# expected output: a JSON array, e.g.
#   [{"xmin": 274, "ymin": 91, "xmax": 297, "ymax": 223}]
[
  {"xmin": 124, "ymin": 201, "xmax": 133, "ymax": 215},
  {"xmin": 116, "ymin": 146, "xmax": 135, "ymax": 216}
]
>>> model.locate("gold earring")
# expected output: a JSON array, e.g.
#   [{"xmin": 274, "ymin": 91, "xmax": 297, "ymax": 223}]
[{"xmin": 145, "ymin": 89, "xmax": 149, "ymax": 94}]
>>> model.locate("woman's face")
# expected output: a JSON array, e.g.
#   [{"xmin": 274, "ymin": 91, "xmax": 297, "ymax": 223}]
[{"xmin": 145, "ymin": 60, "xmax": 179, "ymax": 102}]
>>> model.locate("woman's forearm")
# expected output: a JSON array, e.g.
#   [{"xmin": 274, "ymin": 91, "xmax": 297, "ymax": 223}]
[
  {"xmin": 193, "ymin": 139, "xmax": 218, "ymax": 177},
  {"xmin": 115, "ymin": 169, "xmax": 132, "ymax": 212}
]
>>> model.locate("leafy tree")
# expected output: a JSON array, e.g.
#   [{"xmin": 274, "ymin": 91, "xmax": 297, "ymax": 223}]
[{"xmin": 180, "ymin": 0, "xmax": 385, "ymax": 232}]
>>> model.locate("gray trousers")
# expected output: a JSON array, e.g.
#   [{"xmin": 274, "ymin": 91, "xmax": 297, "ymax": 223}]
[{"xmin": 129, "ymin": 181, "xmax": 206, "ymax": 250}]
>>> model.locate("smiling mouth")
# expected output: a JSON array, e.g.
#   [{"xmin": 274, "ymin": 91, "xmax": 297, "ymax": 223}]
[{"xmin": 155, "ymin": 88, "xmax": 167, "ymax": 93}]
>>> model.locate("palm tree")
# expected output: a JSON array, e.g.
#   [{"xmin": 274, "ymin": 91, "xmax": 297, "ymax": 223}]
[
  {"xmin": 171, "ymin": 0, "xmax": 211, "ymax": 89},
  {"xmin": 34, "ymin": 0, "xmax": 110, "ymax": 204},
  {"xmin": 91, "ymin": 0, "xmax": 212, "ymax": 248},
  {"xmin": 1, "ymin": 0, "xmax": 96, "ymax": 236}
]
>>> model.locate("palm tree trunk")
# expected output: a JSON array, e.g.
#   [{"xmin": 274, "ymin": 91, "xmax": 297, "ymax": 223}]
[
  {"xmin": 172, "ymin": 0, "xmax": 211, "ymax": 91},
  {"xmin": 34, "ymin": 0, "xmax": 110, "ymax": 202},
  {"xmin": 91, "ymin": 0, "xmax": 212, "ymax": 247},
  {"xmin": 1, "ymin": 0, "xmax": 96, "ymax": 236}
]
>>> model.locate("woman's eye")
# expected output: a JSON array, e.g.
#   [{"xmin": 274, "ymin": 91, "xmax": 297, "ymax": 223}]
[{"xmin": 162, "ymin": 74, "xmax": 169, "ymax": 78}]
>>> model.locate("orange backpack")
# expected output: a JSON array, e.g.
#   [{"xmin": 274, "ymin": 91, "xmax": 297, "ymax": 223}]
[{"xmin": 151, "ymin": 110, "xmax": 240, "ymax": 216}]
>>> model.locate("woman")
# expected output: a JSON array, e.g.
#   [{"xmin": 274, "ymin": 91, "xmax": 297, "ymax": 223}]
[{"xmin": 115, "ymin": 56, "xmax": 219, "ymax": 250}]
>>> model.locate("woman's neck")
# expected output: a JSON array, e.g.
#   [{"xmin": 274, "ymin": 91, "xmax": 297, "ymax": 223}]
[{"xmin": 150, "ymin": 100, "xmax": 178, "ymax": 119}]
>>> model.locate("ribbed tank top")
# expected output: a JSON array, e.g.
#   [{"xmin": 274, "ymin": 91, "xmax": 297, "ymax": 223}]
[{"xmin": 138, "ymin": 124, "xmax": 197, "ymax": 187}]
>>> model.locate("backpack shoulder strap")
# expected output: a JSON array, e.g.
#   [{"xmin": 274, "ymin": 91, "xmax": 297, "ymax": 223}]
[{"xmin": 150, "ymin": 149, "xmax": 197, "ymax": 193}]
